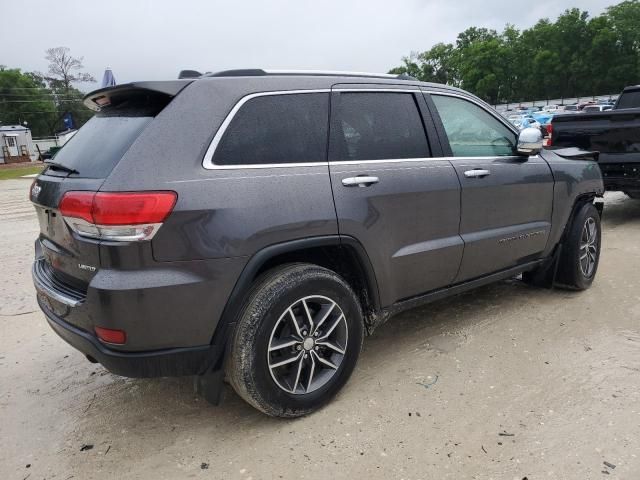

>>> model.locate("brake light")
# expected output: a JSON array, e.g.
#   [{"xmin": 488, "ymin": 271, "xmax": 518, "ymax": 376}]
[
  {"xmin": 547, "ymin": 122, "xmax": 553, "ymax": 146},
  {"xmin": 95, "ymin": 326, "xmax": 126, "ymax": 344},
  {"xmin": 59, "ymin": 191, "xmax": 177, "ymax": 241}
]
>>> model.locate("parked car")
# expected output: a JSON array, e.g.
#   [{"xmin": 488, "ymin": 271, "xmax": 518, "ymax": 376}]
[
  {"xmin": 562, "ymin": 104, "xmax": 579, "ymax": 113},
  {"xmin": 551, "ymin": 84, "xmax": 640, "ymax": 197},
  {"xmin": 542, "ymin": 105, "xmax": 562, "ymax": 113},
  {"xmin": 582, "ymin": 104, "xmax": 614, "ymax": 113},
  {"xmin": 514, "ymin": 116, "xmax": 542, "ymax": 130},
  {"xmin": 30, "ymin": 70, "xmax": 604, "ymax": 417}
]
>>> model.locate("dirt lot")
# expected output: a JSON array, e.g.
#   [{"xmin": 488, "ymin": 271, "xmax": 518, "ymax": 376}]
[{"xmin": 1, "ymin": 177, "xmax": 639, "ymax": 480}]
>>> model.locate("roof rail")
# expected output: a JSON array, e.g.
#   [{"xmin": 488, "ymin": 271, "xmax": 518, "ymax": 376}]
[{"xmin": 203, "ymin": 69, "xmax": 417, "ymax": 81}]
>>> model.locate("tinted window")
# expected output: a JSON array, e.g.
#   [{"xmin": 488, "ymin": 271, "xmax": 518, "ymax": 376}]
[
  {"xmin": 616, "ymin": 90, "xmax": 640, "ymax": 109},
  {"xmin": 432, "ymin": 95, "xmax": 515, "ymax": 157},
  {"xmin": 47, "ymin": 115, "xmax": 152, "ymax": 178},
  {"xmin": 330, "ymin": 92, "xmax": 429, "ymax": 161},
  {"xmin": 214, "ymin": 93, "xmax": 329, "ymax": 165}
]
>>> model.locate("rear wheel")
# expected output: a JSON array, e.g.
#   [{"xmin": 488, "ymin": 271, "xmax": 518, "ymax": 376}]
[
  {"xmin": 555, "ymin": 202, "xmax": 601, "ymax": 290},
  {"xmin": 226, "ymin": 264, "xmax": 364, "ymax": 417}
]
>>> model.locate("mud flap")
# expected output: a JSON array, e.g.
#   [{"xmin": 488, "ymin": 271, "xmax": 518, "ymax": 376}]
[{"xmin": 194, "ymin": 368, "xmax": 226, "ymax": 405}]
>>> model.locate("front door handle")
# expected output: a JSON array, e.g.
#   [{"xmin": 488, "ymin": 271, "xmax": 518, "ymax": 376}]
[
  {"xmin": 464, "ymin": 169, "xmax": 491, "ymax": 178},
  {"xmin": 342, "ymin": 176, "xmax": 380, "ymax": 187}
]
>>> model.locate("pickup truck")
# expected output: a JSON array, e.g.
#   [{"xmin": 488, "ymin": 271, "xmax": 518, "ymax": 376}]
[{"xmin": 550, "ymin": 85, "xmax": 640, "ymax": 198}]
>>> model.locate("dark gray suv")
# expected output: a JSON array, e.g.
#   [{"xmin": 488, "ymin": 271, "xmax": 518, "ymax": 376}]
[{"xmin": 31, "ymin": 70, "xmax": 604, "ymax": 417}]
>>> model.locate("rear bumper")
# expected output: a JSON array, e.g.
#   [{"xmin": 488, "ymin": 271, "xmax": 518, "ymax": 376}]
[{"xmin": 39, "ymin": 294, "xmax": 213, "ymax": 377}]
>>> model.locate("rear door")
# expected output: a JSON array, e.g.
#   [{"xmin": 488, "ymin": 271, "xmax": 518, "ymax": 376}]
[
  {"xmin": 328, "ymin": 85, "xmax": 463, "ymax": 306},
  {"xmin": 425, "ymin": 91, "xmax": 554, "ymax": 282}
]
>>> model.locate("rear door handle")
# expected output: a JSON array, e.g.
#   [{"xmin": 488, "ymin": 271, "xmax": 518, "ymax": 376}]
[
  {"xmin": 342, "ymin": 176, "xmax": 380, "ymax": 187},
  {"xmin": 464, "ymin": 169, "xmax": 491, "ymax": 178}
]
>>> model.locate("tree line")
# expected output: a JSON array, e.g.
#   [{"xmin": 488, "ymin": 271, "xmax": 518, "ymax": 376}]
[
  {"xmin": 0, "ymin": 47, "xmax": 95, "ymax": 138},
  {"xmin": 389, "ymin": 0, "xmax": 640, "ymax": 105}
]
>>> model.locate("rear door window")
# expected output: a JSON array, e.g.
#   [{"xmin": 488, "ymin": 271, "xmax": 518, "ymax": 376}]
[
  {"xmin": 213, "ymin": 93, "xmax": 329, "ymax": 166},
  {"xmin": 48, "ymin": 116, "xmax": 152, "ymax": 178},
  {"xmin": 329, "ymin": 92, "xmax": 430, "ymax": 161},
  {"xmin": 431, "ymin": 94, "xmax": 516, "ymax": 157}
]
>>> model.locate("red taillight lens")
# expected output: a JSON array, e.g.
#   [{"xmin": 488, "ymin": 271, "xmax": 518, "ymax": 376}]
[
  {"xmin": 547, "ymin": 123, "xmax": 553, "ymax": 146},
  {"xmin": 92, "ymin": 192, "xmax": 177, "ymax": 225},
  {"xmin": 95, "ymin": 326, "xmax": 126, "ymax": 345},
  {"xmin": 59, "ymin": 191, "xmax": 177, "ymax": 241},
  {"xmin": 59, "ymin": 191, "xmax": 95, "ymax": 223}
]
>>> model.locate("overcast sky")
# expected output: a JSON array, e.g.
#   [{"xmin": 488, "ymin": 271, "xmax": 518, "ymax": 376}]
[{"xmin": 2, "ymin": 0, "xmax": 617, "ymax": 89}]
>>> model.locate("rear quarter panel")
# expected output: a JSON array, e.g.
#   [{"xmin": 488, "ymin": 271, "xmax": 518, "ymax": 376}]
[{"xmin": 552, "ymin": 110, "xmax": 640, "ymax": 164}]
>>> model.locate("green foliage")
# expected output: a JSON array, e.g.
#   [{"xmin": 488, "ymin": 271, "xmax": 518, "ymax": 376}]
[
  {"xmin": 0, "ymin": 67, "xmax": 57, "ymax": 137},
  {"xmin": 390, "ymin": 0, "xmax": 640, "ymax": 104},
  {"xmin": 0, "ymin": 47, "xmax": 95, "ymax": 137}
]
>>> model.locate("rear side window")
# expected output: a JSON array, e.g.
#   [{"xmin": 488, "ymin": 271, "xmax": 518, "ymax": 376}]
[
  {"xmin": 616, "ymin": 90, "xmax": 640, "ymax": 109},
  {"xmin": 432, "ymin": 94, "xmax": 515, "ymax": 157},
  {"xmin": 213, "ymin": 93, "xmax": 329, "ymax": 166},
  {"xmin": 329, "ymin": 92, "xmax": 429, "ymax": 161},
  {"xmin": 48, "ymin": 116, "xmax": 152, "ymax": 178}
]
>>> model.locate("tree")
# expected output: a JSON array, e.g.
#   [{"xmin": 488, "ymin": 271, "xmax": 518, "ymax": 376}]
[
  {"xmin": 44, "ymin": 47, "xmax": 95, "ymax": 93},
  {"xmin": 0, "ymin": 67, "xmax": 57, "ymax": 137},
  {"xmin": 389, "ymin": 0, "xmax": 640, "ymax": 104}
]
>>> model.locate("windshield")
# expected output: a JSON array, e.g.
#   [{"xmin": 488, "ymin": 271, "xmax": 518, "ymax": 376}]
[{"xmin": 45, "ymin": 115, "xmax": 152, "ymax": 178}]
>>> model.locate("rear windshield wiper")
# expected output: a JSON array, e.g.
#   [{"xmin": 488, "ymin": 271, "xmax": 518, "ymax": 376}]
[{"xmin": 44, "ymin": 161, "xmax": 79, "ymax": 175}]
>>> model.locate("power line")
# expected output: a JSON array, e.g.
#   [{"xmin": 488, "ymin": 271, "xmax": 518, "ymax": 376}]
[{"xmin": 0, "ymin": 99, "xmax": 84, "ymax": 103}]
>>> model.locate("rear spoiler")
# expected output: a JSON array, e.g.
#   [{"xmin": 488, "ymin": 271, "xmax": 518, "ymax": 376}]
[
  {"xmin": 83, "ymin": 81, "xmax": 193, "ymax": 111},
  {"xmin": 551, "ymin": 147, "xmax": 599, "ymax": 162}
]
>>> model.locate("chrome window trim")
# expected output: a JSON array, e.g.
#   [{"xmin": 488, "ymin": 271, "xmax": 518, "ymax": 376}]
[
  {"xmin": 331, "ymin": 157, "xmax": 439, "ymax": 166},
  {"xmin": 202, "ymin": 89, "xmax": 331, "ymax": 170}
]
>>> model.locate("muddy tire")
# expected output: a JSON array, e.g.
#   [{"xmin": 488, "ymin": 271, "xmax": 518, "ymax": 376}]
[
  {"xmin": 555, "ymin": 202, "xmax": 601, "ymax": 290},
  {"xmin": 226, "ymin": 263, "xmax": 364, "ymax": 418}
]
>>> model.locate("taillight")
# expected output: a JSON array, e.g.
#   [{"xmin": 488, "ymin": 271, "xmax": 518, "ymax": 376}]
[
  {"xmin": 547, "ymin": 122, "xmax": 553, "ymax": 146},
  {"xmin": 59, "ymin": 191, "xmax": 177, "ymax": 241}
]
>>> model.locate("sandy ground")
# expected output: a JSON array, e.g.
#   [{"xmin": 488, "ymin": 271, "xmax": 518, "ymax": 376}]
[{"xmin": 1, "ymin": 177, "xmax": 639, "ymax": 480}]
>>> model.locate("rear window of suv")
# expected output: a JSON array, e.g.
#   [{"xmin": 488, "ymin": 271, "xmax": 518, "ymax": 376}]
[
  {"xmin": 48, "ymin": 115, "xmax": 152, "ymax": 178},
  {"xmin": 213, "ymin": 93, "xmax": 329, "ymax": 166}
]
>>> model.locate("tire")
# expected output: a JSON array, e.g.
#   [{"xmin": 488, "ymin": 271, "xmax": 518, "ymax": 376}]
[
  {"xmin": 556, "ymin": 202, "xmax": 602, "ymax": 290},
  {"xmin": 226, "ymin": 263, "xmax": 364, "ymax": 417}
]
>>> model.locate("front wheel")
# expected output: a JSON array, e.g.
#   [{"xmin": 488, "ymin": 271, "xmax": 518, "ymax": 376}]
[
  {"xmin": 226, "ymin": 264, "xmax": 364, "ymax": 417},
  {"xmin": 556, "ymin": 202, "xmax": 602, "ymax": 290}
]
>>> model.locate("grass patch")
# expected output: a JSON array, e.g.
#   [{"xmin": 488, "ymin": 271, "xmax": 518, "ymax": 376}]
[{"xmin": 0, "ymin": 165, "xmax": 44, "ymax": 180}]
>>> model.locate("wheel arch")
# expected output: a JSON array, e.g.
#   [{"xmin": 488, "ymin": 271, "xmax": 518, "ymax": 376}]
[
  {"xmin": 561, "ymin": 193, "xmax": 601, "ymax": 242},
  {"xmin": 210, "ymin": 235, "xmax": 381, "ymax": 348}
]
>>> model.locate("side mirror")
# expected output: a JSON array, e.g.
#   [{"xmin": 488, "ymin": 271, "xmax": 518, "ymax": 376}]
[{"xmin": 517, "ymin": 127, "xmax": 543, "ymax": 155}]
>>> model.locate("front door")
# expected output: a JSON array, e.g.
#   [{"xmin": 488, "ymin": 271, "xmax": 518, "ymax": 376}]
[
  {"xmin": 427, "ymin": 92, "xmax": 554, "ymax": 282},
  {"xmin": 328, "ymin": 86, "xmax": 463, "ymax": 306}
]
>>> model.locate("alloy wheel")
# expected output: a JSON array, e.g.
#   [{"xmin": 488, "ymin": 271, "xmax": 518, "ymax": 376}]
[
  {"xmin": 579, "ymin": 217, "xmax": 598, "ymax": 278},
  {"xmin": 267, "ymin": 295, "xmax": 348, "ymax": 395}
]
